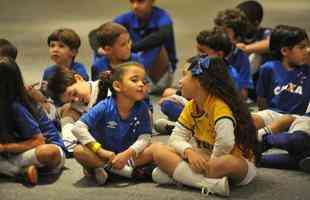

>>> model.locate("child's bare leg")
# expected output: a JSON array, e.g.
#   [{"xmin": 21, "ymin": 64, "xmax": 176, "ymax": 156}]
[
  {"xmin": 206, "ymin": 155, "xmax": 249, "ymax": 184},
  {"xmin": 73, "ymin": 144, "xmax": 104, "ymax": 168},
  {"xmin": 252, "ymin": 113, "xmax": 265, "ymax": 129},
  {"xmin": 35, "ymin": 144, "xmax": 62, "ymax": 169}
]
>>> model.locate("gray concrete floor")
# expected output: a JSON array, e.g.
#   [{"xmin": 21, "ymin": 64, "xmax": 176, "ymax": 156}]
[{"xmin": 1, "ymin": 0, "xmax": 310, "ymax": 199}]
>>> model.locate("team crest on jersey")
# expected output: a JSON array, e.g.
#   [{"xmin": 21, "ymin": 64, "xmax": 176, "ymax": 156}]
[
  {"xmin": 274, "ymin": 83, "xmax": 303, "ymax": 95},
  {"xmin": 106, "ymin": 121, "xmax": 118, "ymax": 129}
]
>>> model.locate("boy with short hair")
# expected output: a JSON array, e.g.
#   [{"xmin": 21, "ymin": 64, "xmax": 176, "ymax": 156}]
[
  {"xmin": 255, "ymin": 25, "xmax": 309, "ymax": 114},
  {"xmin": 214, "ymin": 8, "xmax": 252, "ymax": 99},
  {"xmin": 111, "ymin": 0, "xmax": 178, "ymax": 94},
  {"xmin": 43, "ymin": 28, "xmax": 89, "ymax": 82},
  {"xmin": 90, "ymin": 22, "xmax": 140, "ymax": 81}
]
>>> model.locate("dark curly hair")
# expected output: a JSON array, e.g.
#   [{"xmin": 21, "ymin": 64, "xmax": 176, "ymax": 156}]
[
  {"xmin": 188, "ymin": 56, "xmax": 258, "ymax": 159},
  {"xmin": 214, "ymin": 8, "xmax": 250, "ymax": 43}
]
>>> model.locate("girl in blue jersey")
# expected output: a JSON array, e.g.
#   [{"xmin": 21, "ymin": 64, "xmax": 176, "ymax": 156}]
[
  {"xmin": 72, "ymin": 61, "xmax": 155, "ymax": 185},
  {"xmin": 0, "ymin": 57, "xmax": 66, "ymax": 185},
  {"xmin": 151, "ymin": 57, "xmax": 258, "ymax": 197}
]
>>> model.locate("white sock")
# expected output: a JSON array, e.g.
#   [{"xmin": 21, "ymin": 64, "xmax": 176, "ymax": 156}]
[
  {"xmin": 12, "ymin": 148, "xmax": 43, "ymax": 168},
  {"xmin": 172, "ymin": 160, "xmax": 206, "ymax": 189},
  {"xmin": 257, "ymin": 127, "xmax": 272, "ymax": 142},
  {"xmin": 0, "ymin": 156, "xmax": 20, "ymax": 177},
  {"xmin": 109, "ymin": 165, "xmax": 133, "ymax": 178},
  {"xmin": 152, "ymin": 167, "xmax": 174, "ymax": 184},
  {"xmin": 172, "ymin": 161, "xmax": 230, "ymax": 196}
]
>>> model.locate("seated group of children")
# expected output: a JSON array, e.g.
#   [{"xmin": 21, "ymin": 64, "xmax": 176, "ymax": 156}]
[{"xmin": 0, "ymin": 0, "xmax": 309, "ymax": 197}]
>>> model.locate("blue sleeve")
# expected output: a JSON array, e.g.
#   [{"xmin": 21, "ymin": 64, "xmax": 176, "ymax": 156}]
[
  {"xmin": 228, "ymin": 66, "xmax": 242, "ymax": 91},
  {"xmin": 238, "ymin": 53, "xmax": 252, "ymax": 89},
  {"xmin": 35, "ymin": 105, "xmax": 65, "ymax": 150},
  {"xmin": 75, "ymin": 63, "xmax": 89, "ymax": 81},
  {"xmin": 114, "ymin": 13, "xmax": 129, "ymax": 26},
  {"xmin": 42, "ymin": 66, "xmax": 53, "ymax": 81},
  {"xmin": 42, "ymin": 69, "xmax": 48, "ymax": 81},
  {"xmin": 256, "ymin": 65, "xmax": 273, "ymax": 99},
  {"xmin": 79, "ymin": 101, "xmax": 106, "ymax": 134},
  {"xmin": 91, "ymin": 64, "xmax": 99, "ymax": 81},
  {"xmin": 12, "ymin": 103, "xmax": 41, "ymax": 139},
  {"xmin": 157, "ymin": 10, "xmax": 173, "ymax": 26}
]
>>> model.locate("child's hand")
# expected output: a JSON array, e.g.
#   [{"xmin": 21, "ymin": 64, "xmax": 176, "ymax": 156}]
[
  {"xmin": 185, "ymin": 148, "xmax": 209, "ymax": 174},
  {"xmin": 236, "ymin": 43, "xmax": 247, "ymax": 53},
  {"xmin": 97, "ymin": 149, "xmax": 115, "ymax": 163},
  {"xmin": 111, "ymin": 151, "xmax": 131, "ymax": 170},
  {"xmin": 61, "ymin": 105, "xmax": 81, "ymax": 121}
]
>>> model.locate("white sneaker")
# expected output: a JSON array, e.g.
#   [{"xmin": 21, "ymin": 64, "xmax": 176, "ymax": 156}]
[
  {"xmin": 154, "ymin": 118, "xmax": 175, "ymax": 135},
  {"xmin": 94, "ymin": 167, "xmax": 108, "ymax": 185},
  {"xmin": 152, "ymin": 167, "xmax": 174, "ymax": 185},
  {"xmin": 201, "ymin": 176, "xmax": 230, "ymax": 197},
  {"xmin": 108, "ymin": 165, "xmax": 133, "ymax": 178}
]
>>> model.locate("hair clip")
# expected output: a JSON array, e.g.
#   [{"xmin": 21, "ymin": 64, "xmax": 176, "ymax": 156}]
[{"xmin": 191, "ymin": 56, "xmax": 210, "ymax": 76}]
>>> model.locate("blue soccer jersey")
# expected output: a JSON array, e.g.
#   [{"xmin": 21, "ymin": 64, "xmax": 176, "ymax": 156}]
[
  {"xmin": 257, "ymin": 61, "xmax": 310, "ymax": 114},
  {"xmin": 114, "ymin": 6, "xmax": 178, "ymax": 71},
  {"xmin": 11, "ymin": 102, "xmax": 65, "ymax": 151},
  {"xmin": 91, "ymin": 53, "xmax": 141, "ymax": 81},
  {"xmin": 42, "ymin": 62, "xmax": 89, "ymax": 81},
  {"xmin": 228, "ymin": 64, "xmax": 242, "ymax": 91},
  {"xmin": 227, "ymin": 48, "xmax": 253, "ymax": 89},
  {"xmin": 79, "ymin": 96, "xmax": 152, "ymax": 153}
]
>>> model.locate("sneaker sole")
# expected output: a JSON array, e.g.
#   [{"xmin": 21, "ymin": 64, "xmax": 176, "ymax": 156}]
[{"xmin": 299, "ymin": 157, "xmax": 310, "ymax": 173}]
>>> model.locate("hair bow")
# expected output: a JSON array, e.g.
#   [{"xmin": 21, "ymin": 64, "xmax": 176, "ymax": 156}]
[{"xmin": 191, "ymin": 56, "xmax": 210, "ymax": 76}]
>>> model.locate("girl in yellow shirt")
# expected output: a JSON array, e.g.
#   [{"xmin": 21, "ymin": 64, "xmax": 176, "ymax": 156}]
[{"xmin": 151, "ymin": 56, "xmax": 258, "ymax": 196}]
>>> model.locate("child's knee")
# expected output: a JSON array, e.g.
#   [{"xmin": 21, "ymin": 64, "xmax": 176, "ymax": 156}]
[
  {"xmin": 36, "ymin": 144, "xmax": 61, "ymax": 164},
  {"xmin": 73, "ymin": 144, "xmax": 87, "ymax": 159}
]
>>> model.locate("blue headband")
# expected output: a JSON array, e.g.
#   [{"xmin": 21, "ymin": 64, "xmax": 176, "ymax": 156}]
[{"xmin": 190, "ymin": 56, "xmax": 210, "ymax": 76}]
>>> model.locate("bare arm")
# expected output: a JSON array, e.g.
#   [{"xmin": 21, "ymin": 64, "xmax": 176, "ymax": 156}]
[
  {"xmin": 1, "ymin": 134, "xmax": 45, "ymax": 154},
  {"xmin": 237, "ymin": 38, "xmax": 270, "ymax": 54}
]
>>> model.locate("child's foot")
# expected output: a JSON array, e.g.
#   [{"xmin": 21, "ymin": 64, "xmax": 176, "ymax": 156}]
[
  {"xmin": 94, "ymin": 167, "xmax": 108, "ymax": 185},
  {"xmin": 299, "ymin": 156, "xmax": 310, "ymax": 173},
  {"xmin": 83, "ymin": 167, "xmax": 108, "ymax": 185}
]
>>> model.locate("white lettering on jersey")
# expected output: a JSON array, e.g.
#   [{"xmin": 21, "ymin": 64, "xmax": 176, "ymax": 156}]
[
  {"xmin": 106, "ymin": 121, "xmax": 117, "ymax": 129},
  {"xmin": 274, "ymin": 83, "xmax": 303, "ymax": 95}
]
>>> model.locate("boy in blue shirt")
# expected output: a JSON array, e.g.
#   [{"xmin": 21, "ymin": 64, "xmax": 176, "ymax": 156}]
[
  {"xmin": 255, "ymin": 25, "xmax": 309, "ymax": 114},
  {"xmin": 42, "ymin": 28, "xmax": 89, "ymax": 83},
  {"xmin": 113, "ymin": 0, "xmax": 177, "ymax": 94},
  {"xmin": 235, "ymin": 1, "xmax": 272, "ymax": 101},
  {"xmin": 89, "ymin": 22, "xmax": 141, "ymax": 81},
  {"xmin": 214, "ymin": 8, "xmax": 253, "ymax": 99}
]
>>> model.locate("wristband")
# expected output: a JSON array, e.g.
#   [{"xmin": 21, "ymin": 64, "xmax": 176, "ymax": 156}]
[{"xmin": 89, "ymin": 142, "xmax": 101, "ymax": 153}]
